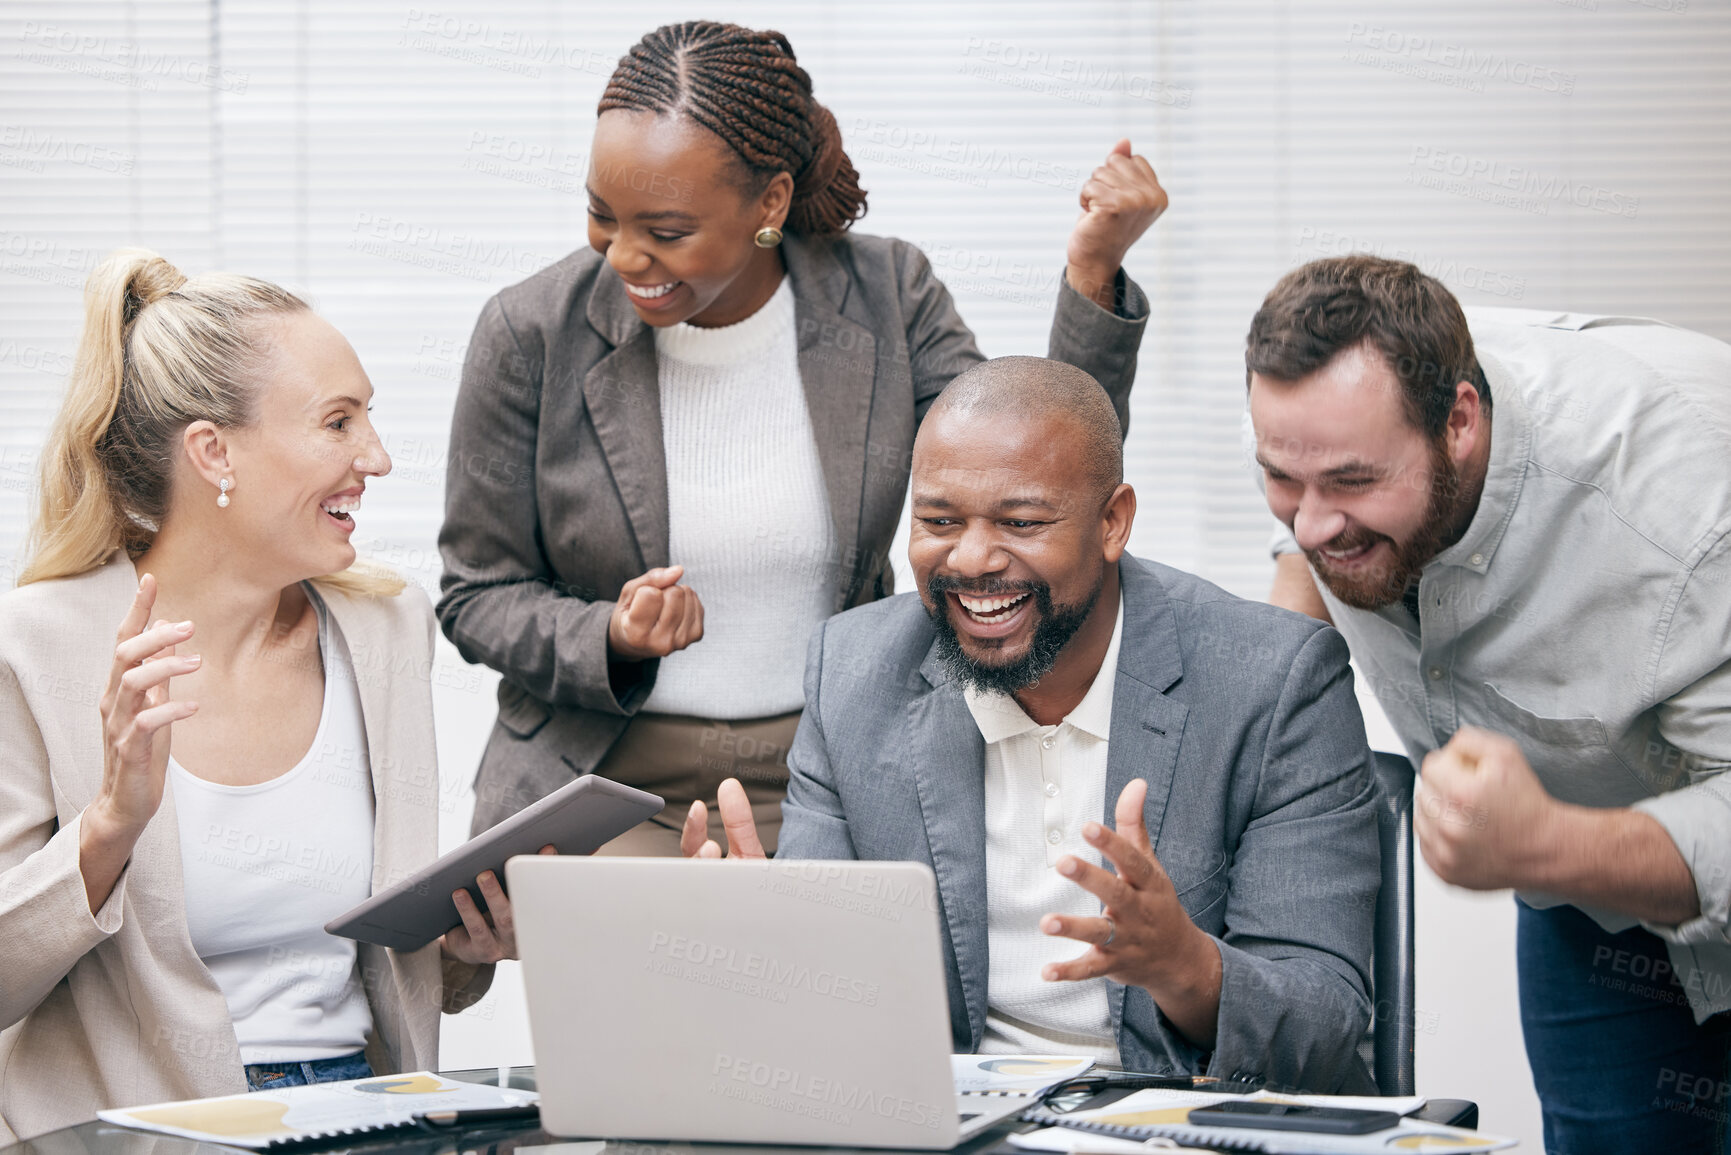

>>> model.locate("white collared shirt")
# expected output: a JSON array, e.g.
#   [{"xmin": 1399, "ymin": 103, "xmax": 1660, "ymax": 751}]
[{"xmin": 966, "ymin": 593, "xmax": 1124, "ymax": 1066}]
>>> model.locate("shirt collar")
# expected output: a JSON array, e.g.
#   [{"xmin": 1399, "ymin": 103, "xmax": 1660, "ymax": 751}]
[
  {"xmin": 1427, "ymin": 346, "xmax": 1533, "ymax": 578},
  {"xmin": 963, "ymin": 590, "xmax": 1124, "ymax": 745}
]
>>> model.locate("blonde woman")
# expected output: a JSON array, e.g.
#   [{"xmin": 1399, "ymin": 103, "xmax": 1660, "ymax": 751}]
[{"xmin": 0, "ymin": 251, "xmax": 525, "ymax": 1143}]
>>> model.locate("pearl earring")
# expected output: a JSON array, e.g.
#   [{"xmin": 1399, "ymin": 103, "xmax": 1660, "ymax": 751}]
[{"xmin": 217, "ymin": 477, "xmax": 231, "ymax": 508}]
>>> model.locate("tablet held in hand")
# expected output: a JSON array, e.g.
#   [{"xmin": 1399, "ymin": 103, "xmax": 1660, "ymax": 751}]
[{"xmin": 325, "ymin": 775, "xmax": 662, "ymax": 951}]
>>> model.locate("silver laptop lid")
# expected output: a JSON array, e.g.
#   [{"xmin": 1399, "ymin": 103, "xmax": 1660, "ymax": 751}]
[{"xmin": 508, "ymin": 856, "xmax": 961, "ymax": 1149}]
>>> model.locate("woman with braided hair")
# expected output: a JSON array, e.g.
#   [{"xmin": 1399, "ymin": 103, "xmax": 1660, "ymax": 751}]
[{"xmin": 439, "ymin": 21, "xmax": 1168, "ymax": 853}]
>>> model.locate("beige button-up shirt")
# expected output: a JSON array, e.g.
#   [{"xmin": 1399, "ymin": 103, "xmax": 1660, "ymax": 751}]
[{"xmin": 1266, "ymin": 308, "xmax": 1731, "ymax": 1022}]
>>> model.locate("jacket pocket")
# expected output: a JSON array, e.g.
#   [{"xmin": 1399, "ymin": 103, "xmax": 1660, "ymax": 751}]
[{"xmin": 496, "ymin": 679, "xmax": 553, "ymax": 739}]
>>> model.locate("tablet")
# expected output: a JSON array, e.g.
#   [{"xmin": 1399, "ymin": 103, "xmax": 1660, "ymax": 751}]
[{"xmin": 325, "ymin": 774, "xmax": 664, "ymax": 952}]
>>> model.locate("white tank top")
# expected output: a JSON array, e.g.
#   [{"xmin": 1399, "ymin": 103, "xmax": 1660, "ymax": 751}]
[{"xmin": 171, "ymin": 592, "xmax": 377, "ymax": 1063}]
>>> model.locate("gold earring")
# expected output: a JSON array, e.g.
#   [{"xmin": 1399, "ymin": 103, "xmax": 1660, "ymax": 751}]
[{"xmin": 753, "ymin": 226, "xmax": 783, "ymax": 248}]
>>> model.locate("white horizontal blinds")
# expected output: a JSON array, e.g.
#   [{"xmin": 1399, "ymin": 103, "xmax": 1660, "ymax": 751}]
[
  {"xmin": 809, "ymin": 2, "xmax": 1176, "ymax": 593},
  {"xmin": 1163, "ymin": 0, "xmax": 1731, "ymax": 597},
  {"xmin": 2, "ymin": 0, "xmax": 1728, "ymax": 610},
  {"xmin": 214, "ymin": 1, "xmax": 593, "ymax": 594},
  {"xmin": 211, "ymin": 0, "xmax": 1168, "ymax": 599},
  {"xmin": 0, "ymin": 0, "xmax": 216, "ymax": 586}
]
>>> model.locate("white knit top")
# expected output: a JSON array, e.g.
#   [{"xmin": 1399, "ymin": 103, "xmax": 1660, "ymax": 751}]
[{"xmin": 643, "ymin": 278, "xmax": 840, "ymax": 719}]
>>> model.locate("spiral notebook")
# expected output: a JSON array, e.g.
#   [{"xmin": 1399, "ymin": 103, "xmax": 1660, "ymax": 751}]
[
  {"xmin": 1019, "ymin": 1088, "xmax": 1515, "ymax": 1153},
  {"xmin": 98, "ymin": 1071, "xmax": 538, "ymax": 1148}
]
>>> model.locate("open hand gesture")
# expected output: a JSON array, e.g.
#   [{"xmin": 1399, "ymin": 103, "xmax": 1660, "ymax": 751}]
[
  {"xmin": 680, "ymin": 778, "xmax": 766, "ymax": 859},
  {"xmin": 91, "ymin": 574, "xmax": 200, "ymax": 837},
  {"xmin": 80, "ymin": 574, "xmax": 201, "ymax": 911},
  {"xmin": 1039, "ymin": 778, "xmax": 1223, "ymax": 1046}
]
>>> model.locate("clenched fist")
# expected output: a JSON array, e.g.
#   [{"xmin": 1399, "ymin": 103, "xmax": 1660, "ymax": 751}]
[
  {"xmin": 1415, "ymin": 726, "xmax": 1557, "ymax": 891},
  {"xmin": 1065, "ymin": 139, "xmax": 1169, "ymax": 309},
  {"xmin": 607, "ymin": 564, "xmax": 705, "ymax": 662}
]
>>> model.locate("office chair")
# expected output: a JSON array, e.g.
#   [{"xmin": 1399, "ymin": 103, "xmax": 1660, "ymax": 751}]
[{"xmin": 1366, "ymin": 750, "xmax": 1417, "ymax": 1098}]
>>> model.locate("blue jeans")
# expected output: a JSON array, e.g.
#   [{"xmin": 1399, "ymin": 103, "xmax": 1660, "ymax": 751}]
[
  {"xmin": 1517, "ymin": 898, "xmax": 1731, "ymax": 1154},
  {"xmin": 244, "ymin": 1051, "xmax": 373, "ymax": 1092}
]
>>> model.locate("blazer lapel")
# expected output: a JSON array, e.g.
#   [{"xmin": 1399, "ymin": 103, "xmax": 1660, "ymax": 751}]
[
  {"xmin": 584, "ymin": 274, "xmax": 668, "ymax": 569},
  {"xmin": 317, "ymin": 584, "xmax": 441, "ymax": 1066},
  {"xmin": 1104, "ymin": 559, "xmax": 1190, "ymax": 857},
  {"xmin": 579, "ymin": 239, "xmax": 873, "ymax": 583},
  {"xmin": 315, "ymin": 586, "xmax": 440, "ymax": 916},
  {"xmin": 319, "ymin": 588, "xmax": 409, "ymax": 879},
  {"xmin": 1100, "ymin": 559, "xmax": 1189, "ymax": 1054},
  {"xmin": 784, "ymin": 237, "xmax": 876, "ymax": 605},
  {"xmin": 909, "ymin": 645, "xmax": 990, "ymax": 1046}
]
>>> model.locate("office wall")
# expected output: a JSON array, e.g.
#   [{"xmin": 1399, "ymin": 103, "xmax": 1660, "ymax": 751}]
[{"xmin": 5, "ymin": 3, "xmax": 1729, "ymax": 1147}]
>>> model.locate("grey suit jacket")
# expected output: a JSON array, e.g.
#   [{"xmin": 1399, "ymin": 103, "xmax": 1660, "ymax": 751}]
[
  {"xmin": 438, "ymin": 232, "xmax": 1148, "ymax": 832},
  {"xmin": 779, "ymin": 555, "xmax": 1380, "ymax": 1093}
]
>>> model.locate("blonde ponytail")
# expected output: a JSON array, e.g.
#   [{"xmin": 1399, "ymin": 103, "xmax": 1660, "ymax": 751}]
[
  {"xmin": 313, "ymin": 560, "xmax": 407, "ymax": 600},
  {"xmin": 21, "ymin": 249, "xmax": 403, "ymax": 598}
]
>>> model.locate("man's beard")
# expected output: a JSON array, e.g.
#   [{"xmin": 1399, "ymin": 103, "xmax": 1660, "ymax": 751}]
[
  {"xmin": 924, "ymin": 573, "xmax": 1101, "ymax": 695},
  {"xmin": 1307, "ymin": 440, "xmax": 1467, "ymax": 611}
]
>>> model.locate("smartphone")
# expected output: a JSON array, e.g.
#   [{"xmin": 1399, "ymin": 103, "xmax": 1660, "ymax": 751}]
[{"xmin": 1186, "ymin": 1101, "xmax": 1401, "ymax": 1135}]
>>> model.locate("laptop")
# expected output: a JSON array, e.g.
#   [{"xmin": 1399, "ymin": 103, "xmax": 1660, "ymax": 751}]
[{"xmin": 507, "ymin": 856, "xmax": 1034, "ymax": 1148}]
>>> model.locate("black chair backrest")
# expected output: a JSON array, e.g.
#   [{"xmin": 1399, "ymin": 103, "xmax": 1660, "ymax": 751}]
[{"xmin": 1367, "ymin": 750, "xmax": 1417, "ymax": 1097}]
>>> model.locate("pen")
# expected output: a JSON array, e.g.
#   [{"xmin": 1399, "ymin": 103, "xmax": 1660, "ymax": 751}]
[
  {"xmin": 413, "ymin": 1105, "xmax": 541, "ymax": 1130},
  {"xmin": 1047, "ymin": 1074, "xmax": 1262, "ymax": 1097}
]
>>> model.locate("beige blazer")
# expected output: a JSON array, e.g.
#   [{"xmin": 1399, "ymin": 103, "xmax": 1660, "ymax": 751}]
[{"xmin": 0, "ymin": 552, "xmax": 488, "ymax": 1143}]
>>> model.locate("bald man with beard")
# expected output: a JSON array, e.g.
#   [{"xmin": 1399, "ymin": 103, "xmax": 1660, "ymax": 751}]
[{"xmin": 683, "ymin": 355, "xmax": 1382, "ymax": 1093}]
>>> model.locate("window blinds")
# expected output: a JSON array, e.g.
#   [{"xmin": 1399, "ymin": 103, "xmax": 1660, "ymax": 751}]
[{"xmin": 4, "ymin": 1, "xmax": 1726, "ymax": 602}]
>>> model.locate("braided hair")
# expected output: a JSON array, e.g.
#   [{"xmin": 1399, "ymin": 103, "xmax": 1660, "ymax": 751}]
[{"xmin": 599, "ymin": 22, "xmax": 867, "ymax": 236}]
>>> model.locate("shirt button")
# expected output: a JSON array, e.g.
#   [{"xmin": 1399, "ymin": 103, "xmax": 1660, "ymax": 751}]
[
  {"xmin": 1047, "ymin": 829, "xmax": 1062, "ymax": 845},
  {"xmin": 1041, "ymin": 737, "xmax": 1055, "ymax": 750},
  {"xmin": 1045, "ymin": 782, "xmax": 1059, "ymax": 797},
  {"xmin": 1429, "ymin": 667, "xmax": 1444, "ymax": 681},
  {"xmin": 1470, "ymin": 553, "xmax": 1484, "ymax": 566}
]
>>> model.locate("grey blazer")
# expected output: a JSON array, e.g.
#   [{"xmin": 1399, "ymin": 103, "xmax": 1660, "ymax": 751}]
[
  {"xmin": 779, "ymin": 555, "xmax": 1380, "ymax": 1094},
  {"xmin": 438, "ymin": 232, "xmax": 1149, "ymax": 833}
]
